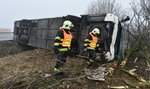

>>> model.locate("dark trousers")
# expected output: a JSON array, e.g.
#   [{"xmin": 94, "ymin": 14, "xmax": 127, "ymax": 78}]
[
  {"xmin": 88, "ymin": 49, "xmax": 96, "ymax": 61},
  {"xmin": 55, "ymin": 51, "xmax": 70, "ymax": 68}
]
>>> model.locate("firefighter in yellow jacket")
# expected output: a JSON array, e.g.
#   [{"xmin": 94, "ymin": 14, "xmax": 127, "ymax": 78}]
[
  {"xmin": 84, "ymin": 28, "xmax": 100, "ymax": 67},
  {"xmin": 53, "ymin": 20, "xmax": 74, "ymax": 75}
]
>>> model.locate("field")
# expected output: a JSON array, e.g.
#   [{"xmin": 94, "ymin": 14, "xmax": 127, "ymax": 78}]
[
  {"xmin": 0, "ymin": 40, "xmax": 150, "ymax": 89},
  {"xmin": 0, "ymin": 32, "xmax": 13, "ymax": 41}
]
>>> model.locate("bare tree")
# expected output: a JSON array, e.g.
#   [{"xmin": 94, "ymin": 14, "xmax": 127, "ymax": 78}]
[
  {"xmin": 127, "ymin": 0, "xmax": 150, "ymax": 44},
  {"xmin": 140, "ymin": 0, "xmax": 150, "ymax": 21},
  {"xmin": 125, "ymin": 0, "xmax": 150, "ymax": 61},
  {"xmin": 86, "ymin": 0, "xmax": 125, "ymax": 19}
]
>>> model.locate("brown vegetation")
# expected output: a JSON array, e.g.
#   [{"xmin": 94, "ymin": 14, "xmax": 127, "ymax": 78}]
[{"xmin": 0, "ymin": 40, "xmax": 149, "ymax": 89}]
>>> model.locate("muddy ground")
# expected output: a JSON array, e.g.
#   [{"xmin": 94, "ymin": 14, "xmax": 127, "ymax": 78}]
[{"xmin": 0, "ymin": 40, "xmax": 150, "ymax": 89}]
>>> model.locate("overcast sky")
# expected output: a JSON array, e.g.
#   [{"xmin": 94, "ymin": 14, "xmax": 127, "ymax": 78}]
[{"xmin": 0, "ymin": 0, "xmax": 131, "ymax": 30}]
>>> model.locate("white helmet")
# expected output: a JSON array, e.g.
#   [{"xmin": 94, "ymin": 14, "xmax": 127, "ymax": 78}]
[
  {"xmin": 92, "ymin": 28, "xmax": 100, "ymax": 34},
  {"xmin": 62, "ymin": 20, "xmax": 74, "ymax": 30}
]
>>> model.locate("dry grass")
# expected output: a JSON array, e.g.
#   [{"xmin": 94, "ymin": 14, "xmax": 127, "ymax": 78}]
[{"xmin": 0, "ymin": 41, "xmax": 149, "ymax": 89}]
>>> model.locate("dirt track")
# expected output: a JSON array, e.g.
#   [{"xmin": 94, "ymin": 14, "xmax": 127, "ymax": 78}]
[{"xmin": 0, "ymin": 40, "xmax": 150, "ymax": 89}]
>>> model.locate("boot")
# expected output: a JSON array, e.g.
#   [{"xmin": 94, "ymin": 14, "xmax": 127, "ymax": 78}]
[
  {"xmin": 86, "ymin": 59, "xmax": 94, "ymax": 68},
  {"xmin": 53, "ymin": 67, "xmax": 64, "ymax": 76}
]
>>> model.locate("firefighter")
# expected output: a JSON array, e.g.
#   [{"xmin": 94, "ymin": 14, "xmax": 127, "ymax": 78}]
[
  {"xmin": 53, "ymin": 20, "xmax": 74, "ymax": 75},
  {"xmin": 84, "ymin": 28, "xmax": 100, "ymax": 67}
]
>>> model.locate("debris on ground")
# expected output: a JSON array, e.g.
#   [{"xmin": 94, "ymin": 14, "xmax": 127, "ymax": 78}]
[
  {"xmin": 84, "ymin": 67, "xmax": 105, "ymax": 81},
  {"xmin": 0, "ymin": 40, "xmax": 150, "ymax": 89}
]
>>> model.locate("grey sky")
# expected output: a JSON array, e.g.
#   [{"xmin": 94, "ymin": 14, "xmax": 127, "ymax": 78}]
[{"xmin": 0, "ymin": 0, "xmax": 131, "ymax": 30}]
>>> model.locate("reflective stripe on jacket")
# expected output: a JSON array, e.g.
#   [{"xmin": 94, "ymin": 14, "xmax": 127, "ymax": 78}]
[{"xmin": 87, "ymin": 33, "xmax": 98, "ymax": 50}]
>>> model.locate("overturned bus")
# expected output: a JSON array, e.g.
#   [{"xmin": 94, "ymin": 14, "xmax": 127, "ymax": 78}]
[{"xmin": 13, "ymin": 13, "xmax": 129, "ymax": 61}]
